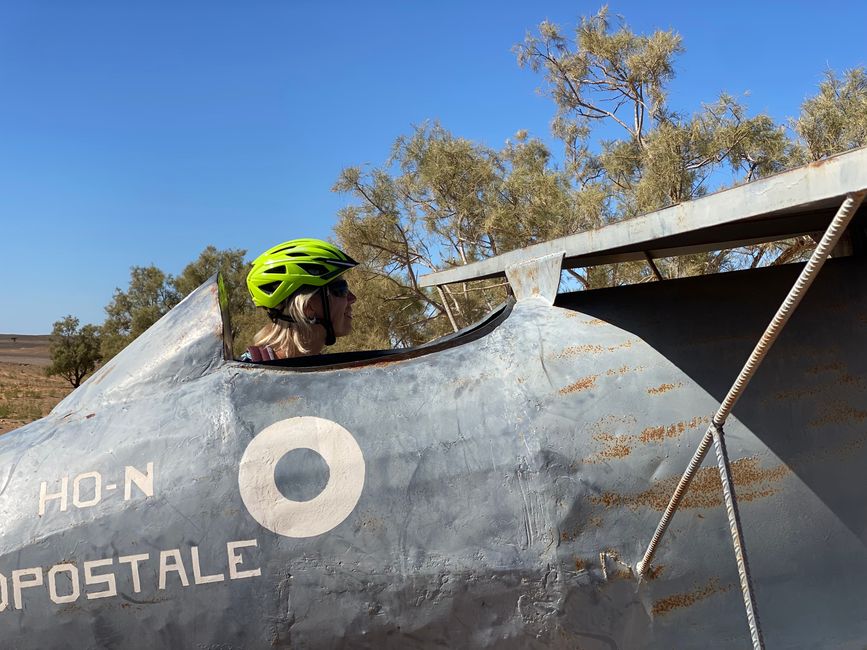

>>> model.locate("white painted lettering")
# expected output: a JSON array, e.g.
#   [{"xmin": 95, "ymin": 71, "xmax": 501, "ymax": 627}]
[
  {"xmin": 84, "ymin": 559, "xmax": 117, "ymax": 599},
  {"xmin": 12, "ymin": 568, "xmax": 43, "ymax": 610},
  {"xmin": 39, "ymin": 477, "xmax": 68, "ymax": 515},
  {"xmin": 158, "ymin": 550, "xmax": 189, "ymax": 589},
  {"xmin": 124, "ymin": 463, "xmax": 154, "ymax": 500},
  {"xmin": 0, "ymin": 572, "xmax": 7, "ymax": 612},
  {"xmin": 72, "ymin": 471, "xmax": 102, "ymax": 508},
  {"xmin": 190, "ymin": 546, "xmax": 224, "ymax": 585},
  {"xmin": 47, "ymin": 564, "xmax": 80, "ymax": 604},
  {"xmin": 3, "ymin": 538, "xmax": 259, "ymax": 612},
  {"xmin": 227, "ymin": 540, "xmax": 261, "ymax": 580},
  {"xmin": 118, "ymin": 554, "xmax": 149, "ymax": 594}
]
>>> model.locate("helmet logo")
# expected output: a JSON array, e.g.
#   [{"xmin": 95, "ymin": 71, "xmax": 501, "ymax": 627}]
[{"xmin": 238, "ymin": 417, "xmax": 365, "ymax": 538}]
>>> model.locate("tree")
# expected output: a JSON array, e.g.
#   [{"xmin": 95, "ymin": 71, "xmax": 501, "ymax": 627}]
[
  {"xmin": 795, "ymin": 67, "xmax": 867, "ymax": 161},
  {"xmin": 333, "ymin": 122, "xmax": 586, "ymax": 348},
  {"xmin": 172, "ymin": 246, "xmax": 263, "ymax": 355},
  {"xmin": 98, "ymin": 248, "xmax": 269, "ymax": 359},
  {"xmin": 514, "ymin": 7, "xmax": 802, "ymax": 280},
  {"xmin": 100, "ymin": 265, "xmax": 180, "ymax": 359},
  {"xmin": 515, "ymin": 9, "xmax": 797, "ymax": 210},
  {"xmin": 46, "ymin": 316, "xmax": 102, "ymax": 388}
]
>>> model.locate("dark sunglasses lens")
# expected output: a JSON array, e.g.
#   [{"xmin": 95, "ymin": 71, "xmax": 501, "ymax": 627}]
[{"xmin": 328, "ymin": 280, "xmax": 350, "ymax": 297}]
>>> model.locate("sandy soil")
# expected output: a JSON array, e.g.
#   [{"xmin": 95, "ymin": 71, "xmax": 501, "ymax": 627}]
[
  {"xmin": 0, "ymin": 336, "xmax": 72, "ymax": 435},
  {"xmin": 0, "ymin": 334, "xmax": 51, "ymax": 366}
]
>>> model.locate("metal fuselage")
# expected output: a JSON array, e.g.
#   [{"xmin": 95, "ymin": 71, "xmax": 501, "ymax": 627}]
[{"xmin": 1, "ymin": 258, "xmax": 866, "ymax": 649}]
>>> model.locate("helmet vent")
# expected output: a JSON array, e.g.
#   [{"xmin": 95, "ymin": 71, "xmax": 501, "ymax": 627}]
[
  {"xmin": 264, "ymin": 265, "xmax": 286, "ymax": 275},
  {"xmin": 259, "ymin": 281, "xmax": 282, "ymax": 295},
  {"xmin": 299, "ymin": 263, "xmax": 325, "ymax": 276}
]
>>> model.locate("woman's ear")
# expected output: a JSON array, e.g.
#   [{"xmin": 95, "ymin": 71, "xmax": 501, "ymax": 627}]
[{"xmin": 304, "ymin": 292, "xmax": 323, "ymax": 320}]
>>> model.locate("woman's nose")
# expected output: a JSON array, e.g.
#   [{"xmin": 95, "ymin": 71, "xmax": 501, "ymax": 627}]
[{"xmin": 348, "ymin": 291, "xmax": 357, "ymax": 304}]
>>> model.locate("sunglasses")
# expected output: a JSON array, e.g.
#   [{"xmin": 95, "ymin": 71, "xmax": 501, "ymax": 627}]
[{"xmin": 327, "ymin": 278, "xmax": 351, "ymax": 297}]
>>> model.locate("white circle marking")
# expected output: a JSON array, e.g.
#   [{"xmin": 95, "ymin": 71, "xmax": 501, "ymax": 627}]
[{"xmin": 238, "ymin": 416, "xmax": 365, "ymax": 538}]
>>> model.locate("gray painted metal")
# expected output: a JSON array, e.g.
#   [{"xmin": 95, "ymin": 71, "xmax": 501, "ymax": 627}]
[
  {"xmin": 420, "ymin": 146, "xmax": 867, "ymax": 287},
  {"xmin": 2, "ymin": 258, "xmax": 867, "ymax": 648},
  {"xmin": 636, "ymin": 192, "xmax": 865, "ymax": 645},
  {"xmin": 504, "ymin": 251, "xmax": 564, "ymax": 304}
]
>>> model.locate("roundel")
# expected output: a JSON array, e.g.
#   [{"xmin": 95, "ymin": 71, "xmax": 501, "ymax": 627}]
[{"xmin": 238, "ymin": 416, "xmax": 365, "ymax": 538}]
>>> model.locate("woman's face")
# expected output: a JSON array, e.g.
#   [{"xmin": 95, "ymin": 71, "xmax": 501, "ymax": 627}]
[{"xmin": 307, "ymin": 279, "xmax": 357, "ymax": 337}]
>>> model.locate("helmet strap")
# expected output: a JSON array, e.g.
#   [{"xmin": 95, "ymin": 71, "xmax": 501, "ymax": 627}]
[
  {"xmin": 267, "ymin": 309, "xmax": 296, "ymax": 324},
  {"xmin": 320, "ymin": 286, "xmax": 336, "ymax": 346}
]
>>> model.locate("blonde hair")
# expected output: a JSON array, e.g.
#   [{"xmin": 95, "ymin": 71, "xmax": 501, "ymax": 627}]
[{"xmin": 252, "ymin": 287, "xmax": 320, "ymax": 357}]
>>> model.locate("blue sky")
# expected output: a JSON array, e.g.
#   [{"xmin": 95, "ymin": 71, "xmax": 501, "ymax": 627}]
[{"xmin": 2, "ymin": 1, "xmax": 865, "ymax": 333}]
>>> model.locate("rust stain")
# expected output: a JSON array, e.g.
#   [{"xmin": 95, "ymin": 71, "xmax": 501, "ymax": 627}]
[
  {"xmin": 773, "ymin": 386, "xmax": 823, "ymax": 401},
  {"xmin": 604, "ymin": 364, "xmax": 647, "ymax": 376},
  {"xmin": 583, "ymin": 432, "xmax": 632, "ymax": 463},
  {"xmin": 558, "ymin": 344, "xmax": 606, "ymax": 357},
  {"xmin": 645, "ymin": 564, "xmax": 665, "ymax": 581},
  {"xmin": 591, "ymin": 457, "xmax": 790, "ymax": 510},
  {"xmin": 582, "ymin": 414, "xmax": 638, "ymax": 464},
  {"xmin": 638, "ymin": 416, "xmax": 709, "ymax": 444},
  {"xmin": 370, "ymin": 358, "xmax": 409, "ymax": 369},
  {"xmin": 591, "ymin": 414, "xmax": 638, "ymax": 429},
  {"xmin": 279, "ymin": 396, "xmax": 302, "ymax": 405},
  {"xmin": 559, "ymin": 375, "xmax": 598, "ymax": 394},
  {"xmin": 574, "ymin": 558, "xmax": 587, "ymax": 571},
  {"xmin": 605, "ymin": 364, "xmax": 630, "ymax": 376},
  {"xmin": 646, "ymin": 382, "xmax": 683, "ymax": 395},
  {"xmin": 599, "ymin": 549, "xmax": 632, "ymax": 581},
  {"xmin": 586, "ymin": 318, "xmax": 605, "ymax": 326},
  {"xmin": 606, "ymin": 339, "xmax": 636, "ymax": 352},
  {"xmin": 809, "ymin": 401, "xmax": 867, "ymax": 427},
  {"xmin": 807, "ymin": 361, "xmax": 845, "ymax": 375},
  {"xmin": 587, "ymin": 515, "xmax": 603, "ymax": 528},
  {"xmin": 652, "ymin": 577, "xmax": 732, "ymax": 616}
]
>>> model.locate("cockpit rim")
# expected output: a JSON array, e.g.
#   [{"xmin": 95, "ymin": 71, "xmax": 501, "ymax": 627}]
[{"xmin": 228, "ymin": 297, "xmax": 515, "ymax": 373}]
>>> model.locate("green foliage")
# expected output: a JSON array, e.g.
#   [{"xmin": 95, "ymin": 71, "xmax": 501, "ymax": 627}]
[
  {"xmin": 333, "ymin": 122, "xmax": 581, "ymax": 347},
  {"xmin": 172, "ymin": 246, "xmax": 259, "ymax": 355},
  {"xmin": 516, "ymin": 8, "xmax": 798, "ymax": 217},
  {"xmin": 795, "ymin": 68, "xmax": 867, "ymax": 161},
  {"xmin": 99, "ymin": 247, "xmax": 265, "ymax": 359},
  {"xmin": 334, "ymin": 5, "xmax": 821, "ymax": 333},
  {"xmin": 46, "ymin": 315, "xmax": 102, "ymax": 388},
  {"xmin": 100, "ymin": 266, "xmax": 180, "ymax": 360},
  {"xmin": 512, "ymin": 7, "xmax": 815, "ymax": 282}
]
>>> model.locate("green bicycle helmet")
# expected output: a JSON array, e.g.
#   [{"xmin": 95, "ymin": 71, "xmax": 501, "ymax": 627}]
[{"xmin": 246, "ymin": 238, "xmax": 358, "ymax": 309}]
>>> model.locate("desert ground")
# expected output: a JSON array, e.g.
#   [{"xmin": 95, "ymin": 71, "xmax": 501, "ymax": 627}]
[{"xmin": 0, "ymin": 335, "xmax": 72, "ymax": 435}]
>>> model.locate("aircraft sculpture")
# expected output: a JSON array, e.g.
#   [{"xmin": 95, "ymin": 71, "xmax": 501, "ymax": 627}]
[{"xmin": 1, "ymin": 149, "xmax": 866, "ymax": 648}]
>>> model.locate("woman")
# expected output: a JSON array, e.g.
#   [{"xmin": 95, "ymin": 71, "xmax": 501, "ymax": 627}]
[{"xmin": 243, "ymin": 238, "xmax": 358, "ymax": 360}]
